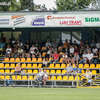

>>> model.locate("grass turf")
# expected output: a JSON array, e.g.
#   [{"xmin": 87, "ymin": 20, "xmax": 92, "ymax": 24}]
[{"xmin": 0, "ymin": 88, "xmax": 100, "ymax": 100}]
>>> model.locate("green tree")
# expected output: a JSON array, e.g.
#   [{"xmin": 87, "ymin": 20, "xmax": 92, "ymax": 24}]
[
  {"xmin": 0, "ymin": 0, "xmax": 21, "ymax": 11},
  {"xmin": 56, "ymin": 0, "xmax": 94, "ymax": 11},
  {"xmin": 20, "ymin": 0, "xmax": 34, "ymax": 11}
]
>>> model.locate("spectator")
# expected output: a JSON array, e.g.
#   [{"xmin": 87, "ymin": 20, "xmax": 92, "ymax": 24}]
[{"xmin": 14, "ymin": 63, "xmax": 21, "ymax": 75}]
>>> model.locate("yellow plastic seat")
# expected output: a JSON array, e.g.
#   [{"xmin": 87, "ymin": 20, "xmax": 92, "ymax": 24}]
[
  {"xmin": 57, "ymin": 76, "xmax": 62, "ymax": 80},
  {"xmin": 92, "ymin": 70, "xmax": 96, "ymax": 75},
  {"xmin": 49, "ymin": 64, "xmax": 54, "ymax": 68},
  {"xmin": 10, "ymin": 58, "xmax": 15, "ymax": 62},
  {"xmin": 84, "ymin": 64, "xmax": 89, "ymax": 68},
  {"xmin": 33, "ymin": 76, "xmax": 37, "ymax": 80},
  {"xmin": 32, "ymin": 58, "xmax": 37, "ymax": 62},
  {"xmin": 37, "ymin": 58, "xmax": 43, "ymax": 62},
  {"xmin": 62, "ymin": 70, "xmax": 67, "ymax": 74},
  {"xmin": 50, "ymin": 70, "xmax": 55, "ymax": 74},
  {"xmin": 59, "ymin": 58, "xmax": 63, "ymax": 63},
  {"xmin": 11, "ymin": 70, "xmax": 15, "ymax": 73},
  {"xmin": 21, "ymin": 58, "xmax": 25, "ymax": 62},
  {"xmin": 46, "ymin": 70, "xmax": 49, "ymax": 74},
  {"xmin": 79, "ymin": 64, "xmax": 83, "ymax": 68},
  {"xmin": 17, "ymin": 75, "xmax": 22, "ymax": 80},
  {"xmin": 21, "ymin": 64, "xmax": 26, "ymax": 68},
  {"xmin": 0, "ymin": 63, "xmax": 4, "ymax": 68},
  {"xmin": 55, "ymin": 64, "xmax": 60, "ymax": 68},
  {"xmin": 26, "ymin": 58, "xmax": 31, "ymax": 62},
  {"xmin": 5, "ymin": 70, "xmax": 10, "ymax": 73},
  {"xmin": 5, "ymin": 64, "xmax": 9, "ymax": 68},
  {"xmin": 32, "ymin": 64, "xmax": 37, "ymax": 68},
  {"xmin": 61, "ymin": 64, "xmax": 66, "ymax": 68},
  {"xmin": 27, "ymin": 64, "xmax": 32, "ymax": 68},
  {"xmin": 96, "ymin": 64, "xmax": 100, "ymax": 68},
  {"xmin": 15, "ymin": 58, "xmax": 20, "ymax": 62},
  {"xmin": 10, "ymin": 64, "xmax": 15, "ymax": 68},
  {"xmin": 38, "ymin": 64, "xmax": 42, "ymax": 68},
  {"xmin": 33, "ymin": 70, "xmax": 38, "ymax": 74},
  {"xmin": 4, "ymin": 58, "xmax": 9, "ymax": 62},
  {"xmin": 63, "ymin": 76, "xmax": 68, "ymax": 81},
  {"xmin": 28, "ymin": 76, "xmax": 33, "ymax": 80},
  {"xmin": 49, "ymin": 58, "xmax": 52, "ymax": 62},
  {"xmin": 73, "ymin": 64, "xmax": 77, "ymax": 68},
  {"xmin": 42, "ymin": 52, "xmax": 46, "ymax": 57},
  {"xmin": 28, "ymin": 70, "xmax": 32, "ymax": 74},
  {"xmin": 12, "ymin": 75, "xmax": 16, "ymax": 80},
  {"xmin": 51, "ymin": 76, "xmax": 56, "ymax": 80},
  {"xmin": 69, "ymin": 76, "xmax": 74, "ymax": 81},
  {"xmin": 0, "ymin": 75, "xmax": 5, "ymax": 80},
  {"xmin": 75, "ymin": 76, "xmax": 80, "ymax": 80},
  {"xmin": 81, "ymin": 70, "xmax": 85, "ymax": 74},
  {"xmin": 5, "ymin": 76, "xmax": 10, "ymax": 80},
  {"xmin": 90, "ymin": 64, "xmax": 95, "ymax": 68},
  {"xmin": 0, "ymin": 70, "xmax": 4, "ymax": 73},
  {"xmin": 22, "ymin": 76, "xmax": 27, "ymax": 80},
  {"xmin": 56, "ymin": 70, "xmax": 61, "ymax": 74}
]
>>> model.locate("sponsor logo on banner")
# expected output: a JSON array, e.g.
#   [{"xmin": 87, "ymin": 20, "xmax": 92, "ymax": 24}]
[
  {"xmin": 85, "ymin": 17, "xmax": 100, "ymax": 22},
  {"xmin": 47, "ymin": 15, "xmax": 82, "ymax": 26},
  {"xmin": 60, "ymin": 20, "xmax": 82, "ymax": 25},
  {"xmin": 0, "ymin": 18, "xmax": 9, "ymax": 25},
  {"xmin": 32, "ymin": 16, "xmax": 45, "ymax": 26},
  {"xmin": 12, "ymin": 15, "xmax": 25, "ymax": 26},
  {"xmin": 47, "ymin": 16, "xmax": 75, "ymax": 20}
]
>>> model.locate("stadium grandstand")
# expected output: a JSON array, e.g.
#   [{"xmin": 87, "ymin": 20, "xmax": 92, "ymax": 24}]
[{"xmin": 0, "ymin": 11, "xmax": 100, "ymax": 88}]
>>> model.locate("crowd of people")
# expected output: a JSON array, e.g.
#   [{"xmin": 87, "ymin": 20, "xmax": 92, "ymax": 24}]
[{"xmin": 0, "ymin": 36, "xmax": 100, "ymax": 64}]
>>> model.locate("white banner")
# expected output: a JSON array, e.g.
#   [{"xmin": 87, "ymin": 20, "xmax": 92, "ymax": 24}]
[{"xmin": 0, "ymin": 13, "xmax": 100, "ymax": 28}]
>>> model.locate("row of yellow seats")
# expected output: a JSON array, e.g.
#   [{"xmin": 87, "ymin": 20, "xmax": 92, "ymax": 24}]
[
  {"xmin": 4, "ymin": 58, "xmax": 52, "ymax": 62},
  {"xmin": 0, "ymin": 75, "xmax": 36, "ymax": 80},
  {"xmin": 0, "ymin": 69, "xmax": 97, "ymax": 75},
  {"xmin": 0, "ymin": 75, "xmax": 81, "ymax": 81},
  {"xmin": 1, "ymin": 63, "xmax": 100, "ymax": 69},
  {"xmin": 0, "ymin": 64, "xmax": 42, "ymax": 68},
  {"xmin": 0, "ymin": 69, "xmax": 67, "ymax": 74},
  {"xmin": 79, "ymin": 64, "xmax": 100, "ymax": 68}
]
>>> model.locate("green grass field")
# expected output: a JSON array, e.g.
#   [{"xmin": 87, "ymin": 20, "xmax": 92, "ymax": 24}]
[{"xmin": 0, "ymin": 88, "xmax": 100, "ymax": 100}]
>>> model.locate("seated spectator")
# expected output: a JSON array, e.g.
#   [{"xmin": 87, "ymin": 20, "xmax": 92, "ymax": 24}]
[
  {"xmin": 62, "ymin": 53, "xmax": 70, "ymax": 64},
  {"xmin": 30, "ymin": 45, "xmax": 37, "ymax": 55},
  {"xmin": 52, "ymin": 51, "xmax": 60, "ymax": 63},
  {"xmin": 6, "ymin": 45, "xmax": 12, "ymax": 55},
  {"xmin": 14, "ymin": 63, "xmax": 21, "ymax": 75},
  {"xmin": 86, "ymin": 50, "xmax": 94, "ymax": 63},
  {"xmin": 66, "ymin": 63, "xmax": 73, "ymax": 75},
  {"xmin": 79, "ymin": 51, "xmax": 88, "ymax": 64},
  {"xmin": 43, "ymin": 70, "xmax": 48, "ymax": 85},
  {"xmin": 69, "ymin": 45, "xmax": 74, "ymax": 54},
  {"xmin": 42, "ymin": 58, "xmax": 48, "ymax": 67},
  {"xmin": 45, "ymin": 40, "xmax": 51, "ymax": 47},
  {"xmin": 72, "ymin": 53, "xmax": 79, "ymax": 64}
]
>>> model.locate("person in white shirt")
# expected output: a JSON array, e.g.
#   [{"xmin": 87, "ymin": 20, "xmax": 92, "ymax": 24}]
[
  {"xmin": 6, "ymin": 45, "xmax": 12, "ymax": 54},
  {"xmin": 86, "ymin": 50, "xmax": 94, "ymax": 62},
  {"xmin": 30, "ymin": 45, "xmax": 37, "ymax": 54},
  {"xmin": 69, "ymin": 46, "xmax": 74, "ymax": 54},
  {"xmin": 43, "ymin": 70, "xmax": 48, "ymax": 85}
]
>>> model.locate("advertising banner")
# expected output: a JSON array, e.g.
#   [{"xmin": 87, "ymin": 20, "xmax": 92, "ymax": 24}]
[{"xmin": 0, "ymin": 12, "xmax": 100, "ymax": 28}]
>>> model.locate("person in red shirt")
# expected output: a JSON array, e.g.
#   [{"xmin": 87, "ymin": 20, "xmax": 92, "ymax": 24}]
[{"xmin": 52, "ymin": 51, "xmax": 60, "ymax": 63}]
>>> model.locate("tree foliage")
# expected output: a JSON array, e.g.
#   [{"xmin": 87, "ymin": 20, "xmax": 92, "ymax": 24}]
[{"xmin": 56, "ymin": 0, "xmax": 94, "ymax": 11}]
